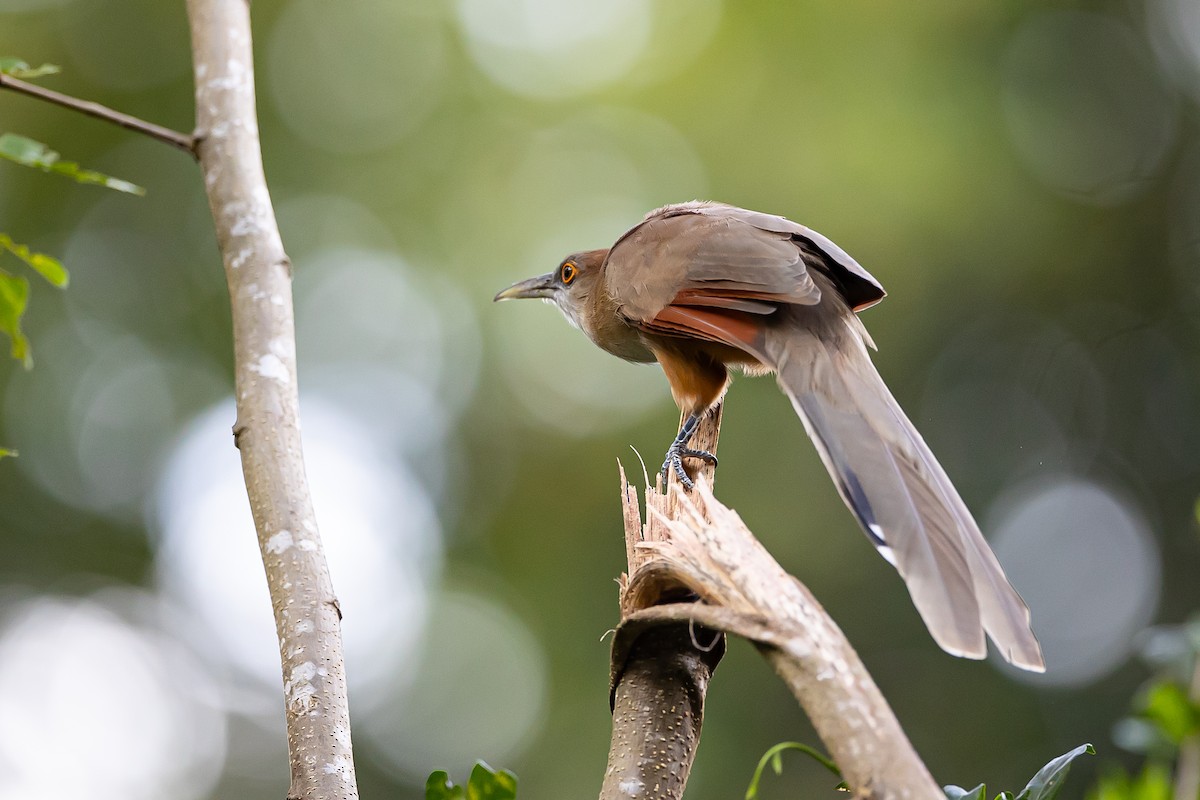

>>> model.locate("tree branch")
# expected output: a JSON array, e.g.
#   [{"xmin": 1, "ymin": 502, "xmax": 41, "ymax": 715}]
[
  {"xmin": 603, "ymin": 620, "xmax": 724, "ymax": 799},
  {"xmin": 0, "ymin": 72, "xmax": 196, "ymax": 156},
  {"xmin": 601, "ymin": 407, "xmax": 725, "ymax": 800},
  {"xmin": 186, "ymin": 3, "xmax": 358, "ymax": 798},
  {"xmin": 621, "ymin": 478, "xmax": 942, "ymax": 800}
]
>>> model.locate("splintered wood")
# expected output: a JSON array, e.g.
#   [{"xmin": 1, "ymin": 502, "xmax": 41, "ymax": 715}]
[{"xmin": 612, "ymin": 406, "xmax": 941, "ymax": 800}]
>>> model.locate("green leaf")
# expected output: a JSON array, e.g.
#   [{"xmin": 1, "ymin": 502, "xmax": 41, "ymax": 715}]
[
  {"xmin": 1087, "ymin": 764, "xmax": 1170, "ymax": 800},
  {"xmin": 1140, "ymin": 681, "xmax": 1200, "ymax": 744},
  {"xmin": 426, "ymin": 764, "xmax": 516, "ymax": 800},
  {"xmin": 425, "ymin": 770, "xmax": 465, "ymax": 800},
  {"xmin": 0, "ymin": 133, "xmax": 145, "ymax": 195},
  {"xmin": 0, "ymin": 58, "xmax": 61, "ymax": 80},
  {"xmin": 0, "ymin": 133, "xmax": 46, "ymax": 164},
  {"xmin": 466, "ymin": 762, "xmax": 517, "ymax": 800},
  {"xmin": 0, "ymin": 447, "xmax": 16, "ymax": 459},
  {"xmin": 1127, "ymin": 764, "xmax": 1170, "ymax": 800},
  {"xmin": 0, "ymin": 233, "xmax": 68, "ymax": 287},
  {"xmin": 745, "ymin": 741, "xmax": 842, "ymax": 800},
  {"xmin": 944, "ymin": 784, "xmax": 987, "ymax": 800},
  {"xmin": 1017, "ymin": 743, "xmax": 1095, "ymax": 800},
  {"xmin": 0, "ymin": 270, "xmax": 32, "ymax": 367}
]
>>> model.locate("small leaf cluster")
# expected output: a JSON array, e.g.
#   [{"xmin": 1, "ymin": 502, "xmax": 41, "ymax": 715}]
[
  {"xmin": 744, "ymin": 741, "xmax": 1093, "ymax": 800},
  {"xmin": 945, "ymin": 744, "xmax": 1095, "ymax": 800},
  {"xmin": 0, "ymin": 58, "xmax": 60, "ymax": 80},
  {"xmin": 0, "ymin": 133, "xmax": 144, "ymax": 196},
  {"xmin": 1089, "ymin": 617, "xmax": 1200, "ymax": 800},
  {"xmin": 0, "ymin": 56, "xmax": 143, "ymax": 371},
  {"xmin": 1087, "ymin": 764, "xmax": 1170, "ymax": 800},
  {"xmin": 0, "ymin": 232, "xmax": 66, "ymax": 367},
  {"xmin": 425, "ymin": 762, "xmax": 517, "ymax": 800},
  {"xmin": 1112, "ymin": 618, "xmax": 1200, "ymax": 756}
]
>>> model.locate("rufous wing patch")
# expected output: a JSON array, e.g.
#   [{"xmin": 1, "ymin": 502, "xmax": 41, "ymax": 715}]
[
  {"xmin": 671, "ymin": 289, "xmax": 777, "ymax": 314},
  {"xmin": 641, "ymin": 305, "xmax": 765, "ymax": 352}
]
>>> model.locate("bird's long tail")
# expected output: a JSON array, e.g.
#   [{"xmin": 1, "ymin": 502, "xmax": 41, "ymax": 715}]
[{"xmin": 765, "ymin": 315, "xmax": 1044, "ymax": 671}]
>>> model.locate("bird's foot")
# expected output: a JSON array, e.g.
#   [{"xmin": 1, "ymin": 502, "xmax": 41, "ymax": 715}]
[{"xmin": 660, "ymin": 445, "xmax": 718, "ymax": 490}]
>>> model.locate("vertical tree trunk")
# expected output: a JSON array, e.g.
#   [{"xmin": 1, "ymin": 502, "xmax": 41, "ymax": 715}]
[{"xmin": 186, "ymin": 3, "xmax": 359, "ymax": 797}]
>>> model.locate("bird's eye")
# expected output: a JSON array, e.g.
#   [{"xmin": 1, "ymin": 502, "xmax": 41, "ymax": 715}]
[{"xmin": 561, "ymin": 262, "xmax": 577, "ymax": 284}]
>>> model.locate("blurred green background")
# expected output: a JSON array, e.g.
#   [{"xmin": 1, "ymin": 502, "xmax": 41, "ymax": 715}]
[{"xmin": 2, "ymin": 0, "xmax": 1199, "ymax": 798}]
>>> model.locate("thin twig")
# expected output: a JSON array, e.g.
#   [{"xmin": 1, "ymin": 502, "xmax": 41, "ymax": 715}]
[{"xmin": 0, "ymin": 72, "xmax": 196, "ymax": 156}]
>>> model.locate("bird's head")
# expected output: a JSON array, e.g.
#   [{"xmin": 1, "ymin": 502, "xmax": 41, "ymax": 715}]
[{"xmin": 493, "ymin": 249, "xmax": 607, "ymax": 330}]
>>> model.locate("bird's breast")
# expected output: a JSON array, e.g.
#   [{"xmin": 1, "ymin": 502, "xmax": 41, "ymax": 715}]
[
  {"xmin": 582, "ymin": 290, "xmax": 656, "ymax": 363},
  {"xmin": 588, "ymin": 317, "xmax": 656, "ymax": 363}
]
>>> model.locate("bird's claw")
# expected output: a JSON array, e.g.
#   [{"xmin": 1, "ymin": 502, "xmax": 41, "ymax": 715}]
[{"xmin": 660, "ymin": 446, "xmax": 718, "ymax": 490}]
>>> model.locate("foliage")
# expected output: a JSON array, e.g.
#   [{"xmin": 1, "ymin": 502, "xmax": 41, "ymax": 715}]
[
  {"xmin": 944, "ymin": 744, "xmax": 1095, "ymax": 800},
  {"xmin": 0, "ymin": 56, "xmax": 143, "ymax": 369},
  {"xmin": 1087, "ymin": 764, "xmax": 1171, "ymax": 800},
  {"xmin": 0, "ymin": 58, "xmax": 60, "ymax": 80},
  {"xmin": 0, "ymin": 269, "xmax": 31, "ymax": 368},
  {"xmin": 745, "ymin": 741, "xmax": 842, "ymax": 799},
  {"xmin": 1139, "ymin": 681, "xmax": 1200, "ymax": 745},
  {"xmin": 0, "ymin": 234, "xmax": 67, "ymax": 288},
  {"xmin": 425, "ymin": 762, "xmax": 518, "ymax": 800},
  {"xmin": 0, "ymin": 234, "xmax": 66, "ymax": 369},
  {"xmin": 0, "ymin": 133, "xmax": 144, "ymax": 195},
  {"xmin": 1097, "ymin": 616, "xmax": 1200, "ymax": 798},
  {"xmin": 1113, "ymin": 619, "xmax": 1200, "ymax": 756},
  {"xmin": 745, "ymin": 741, "xmax": 1093, "ymax": 800}
]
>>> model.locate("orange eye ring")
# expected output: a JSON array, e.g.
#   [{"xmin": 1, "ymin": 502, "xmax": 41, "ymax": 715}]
[{"xmin": 561, "ymin": 262, "xmax": 577, "ymax": 284}]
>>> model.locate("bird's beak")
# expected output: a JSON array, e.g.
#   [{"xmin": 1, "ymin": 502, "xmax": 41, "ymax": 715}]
[{"xmin": 494, "ymin": 273, "xmax": 557, "ymax": 302}]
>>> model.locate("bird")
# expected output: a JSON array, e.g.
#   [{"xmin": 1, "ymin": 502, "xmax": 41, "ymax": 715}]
[{"xmin": 495, "ymin": 200, "xmax": 1044, "ymax": 672}]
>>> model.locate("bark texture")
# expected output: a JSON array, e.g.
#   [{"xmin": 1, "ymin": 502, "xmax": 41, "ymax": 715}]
[
  {"xmin": 186, "ymin": 3, "xmax": 358, "ymax": 798},
  {"xmin": 603, "ymin": 622, "xmax": 723, "ymax": 799}
]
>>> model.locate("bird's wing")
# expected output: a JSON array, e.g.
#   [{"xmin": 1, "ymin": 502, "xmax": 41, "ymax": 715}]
[
  {"xmin": 604, "ymin": 203, "xmax": 886, "ymax": 353},
  {"xmin": 614, "ymin": 202, "xmax": 885, "ymax": 312},
  {"xmin": 687, "ymin": 203, "xmax": 886, "ymax": 311},
  {"xmin": 604, "ymin": 207, "xmax": 824, "ymax": 353}
]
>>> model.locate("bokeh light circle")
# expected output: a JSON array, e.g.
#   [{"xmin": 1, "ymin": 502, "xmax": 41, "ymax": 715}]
[
  {"xmin": 454, "ymin": 0, "xmax": 652, "ymax": 98},
  {"xmin": 153, "ymin": 397, "xmax": 442, "ymax": 706},
  {"xmin": 1147, "ymin": 0, "xmax": 1200, "ymax": 105},
  {"xmin": 0, "ymin": 592, "xmax": 226, "ymax": 800},
  {"xmin": 2, "ymin": 321, "xmax": 224, "ymax": 520},
  {"xmin": 268, "ymin": 0, "xmax": 448, "ymax": 152},
  {"xmin": 988, "ymin": 476, "xmax": 1160, "ymax": 686},
  {"xmin": 1002, "ymin": 10, "xmax": 1178, "ymax": 205},
  {"xmin": 293, "ymin": 247, "xmax": 483, "ymax": 447},
  {"xmin": 359, "ymin": 587, "xmax": 548, "ymax": 781}
]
